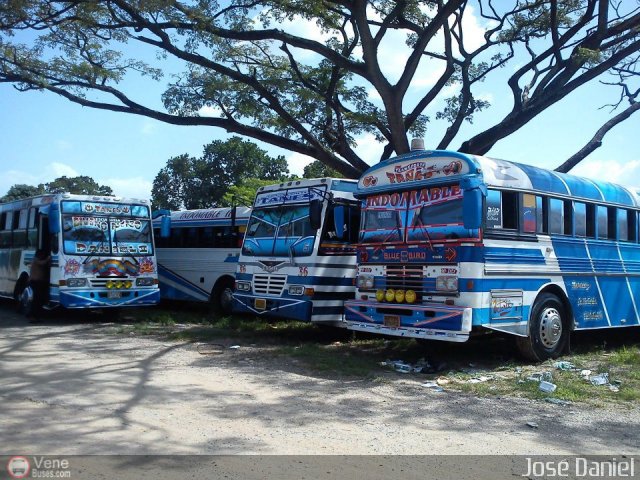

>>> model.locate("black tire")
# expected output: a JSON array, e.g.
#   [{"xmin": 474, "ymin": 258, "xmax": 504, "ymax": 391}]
[
  {"xmin": 13, "ymin": 273, "xmax": 30, "ymax": 310},
  {"xmin": 18, "ymin": 286, "xmax": 34, "ymax": 317},
  {"xmin": 211, "ymin": 277, "xmax": 235, "ymax": 316},
  {"xmin": 516, "ymin": 293, "xmax": 568, "ymax": 362}
]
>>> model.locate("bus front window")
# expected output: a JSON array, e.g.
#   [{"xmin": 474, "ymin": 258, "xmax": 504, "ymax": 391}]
[{"xmin": 360, "ymin": 208, "xmax": 404, "ymax": 243}]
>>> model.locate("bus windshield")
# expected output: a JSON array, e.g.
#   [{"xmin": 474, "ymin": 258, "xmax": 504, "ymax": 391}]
[
  {"xmin": 62, "ymin": 215, "xmax": 153, "ymax": 256},
  {"xmin": 243, "ymin": 204, "xmax": 316, "ymax": 257},
  {"xmin": 360, "ymin": 185, "xmax": 476, "ymax": 244}
]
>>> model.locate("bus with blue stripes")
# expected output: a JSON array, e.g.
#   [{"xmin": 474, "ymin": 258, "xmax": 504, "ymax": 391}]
[
  {"xmin": 0, "ymin": 193, "xmax": 160, "ymax": 313},
  {"xmin": 344, "ymin": 142, "xmax": 640, "ymax": 360},
  {"xmin": 152, "ymin": 206, "xmax": 251, "ymax": 314},
  {"xmin": 233, "ymin": 178, "xmax": 360, "ymax": 324}
]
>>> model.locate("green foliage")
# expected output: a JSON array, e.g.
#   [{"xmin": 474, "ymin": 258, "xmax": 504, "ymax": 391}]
[
  {"xmin": 0, "ymin": 183, "xmax": 44, "ymax": 202},
  {"xmin": 303, "ymin": 160, "xmax": 343, "ymax": 179},
  {"xmin": 42, "ymin": 175, "xmax": 113, "ymax": 195},
  {"xmin": 221, "ymin": 177, "xmax": 276, "ymax": 207},
  {"xmin": 151, "ymin": 137, "xmax": 290, "ymax": 210},
  {"xmin": 2, "ymin": 176, "xmax": 113, "ymax": 202}
]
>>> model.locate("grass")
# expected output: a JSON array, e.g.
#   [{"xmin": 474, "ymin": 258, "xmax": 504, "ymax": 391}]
[{"xmin": 109, "ymin": 305, "xmax": 640, "ymax": 405}]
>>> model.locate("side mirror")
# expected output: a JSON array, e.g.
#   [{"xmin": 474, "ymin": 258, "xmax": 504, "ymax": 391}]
[
  {"xmin": 333, "ymin": 205, "xmax": 345, "ymax": 240},
  {"xmin": 463, "ymin": 188, "xmax": 483, "ymax": 229},
  {"xmin": 160, "ymin": 215, "xmax": 171, "ymax": 238},
  {"xmin": 49, "ymin": 203, "xmax": 60, "ymax": 234},
  {"xmin": 309, "ymin": 199, "xmax": 323, "ymax": 231}
]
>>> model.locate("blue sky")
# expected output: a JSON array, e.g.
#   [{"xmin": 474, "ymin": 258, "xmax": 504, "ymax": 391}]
[{"xmin": 1, "ymin": 7, "xmax": 639, "ymax": 200}]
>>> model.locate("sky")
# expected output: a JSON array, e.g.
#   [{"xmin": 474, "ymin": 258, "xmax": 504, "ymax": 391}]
[{"xmin": 1, "ymin": 5, "xmax": 639, "ymax": 201}]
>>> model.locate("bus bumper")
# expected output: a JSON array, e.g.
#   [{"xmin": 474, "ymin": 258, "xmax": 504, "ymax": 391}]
[
  {"xmin": 344, "ymin": 300, "xmax": 472, "ymax": 342},
  {"xmin": 233, "ymin": 293, "xmax": 312, "ymax": 322},
  {"xmin": 59, "ymin": 288, "xmax": 160, "ymax": 308}
]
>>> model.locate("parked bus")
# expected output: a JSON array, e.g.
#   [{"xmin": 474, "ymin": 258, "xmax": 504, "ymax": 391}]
[
  {"xmin": 152, "ymin": 206, "xmax": 251, "ymax": 314},
  {"xmin": 233, "ymin": 178, "xmax": 360, "ymax": 324},
  {"xmin": 344, "ymin": 142, "xmax": 640, "ymax": 360},
  {"xmin": 0, "ymin": 193, "xmax": 159, "ymax": 313}
]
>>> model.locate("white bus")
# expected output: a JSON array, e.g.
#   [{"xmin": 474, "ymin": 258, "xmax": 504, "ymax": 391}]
[
  {"xmin": 233, "ymin": 178, "xmax": 360, "ymax": 324},
  {"xmin": 0, "ymin": 193, "xmax": 159, "ymax": 313},
  {"xmin": 152, "ymin": 206, "xmax": 251, "ymax": 314}
]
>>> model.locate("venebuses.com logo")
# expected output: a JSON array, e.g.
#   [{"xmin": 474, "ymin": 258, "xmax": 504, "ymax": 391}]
[
  {"xmin": 6, "ymin": 456, "xmax": 71, "ymax": 478},
  {"xmin": 6, "ymin": 456, "xmax": 30, "ymax": 479}
]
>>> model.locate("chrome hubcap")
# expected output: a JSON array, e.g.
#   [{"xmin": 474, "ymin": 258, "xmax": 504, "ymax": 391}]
[
  {"xmin": 220, "ymin": 288, "xmax": 233, "ymax": 311},
  {"xmin": 539, "ymin": 307, "xmax": 562, "ymax": 348}
]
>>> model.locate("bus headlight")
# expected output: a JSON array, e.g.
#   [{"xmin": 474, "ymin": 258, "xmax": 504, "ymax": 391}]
[
  {"xmin": 67, "ymin": 278, "xmax": 87, "ymax": 288},
  {"xmin": 375, "ymin": 289, "xmax": 385, "ymax": 302},
  {"xmin": 236, "ymin": 281, "xmax": 251, "ymax": 292},
  {"xmin": 385, "ymin": 289, "xmax": 395, "ymax": 302},
  {"xmin": 395, "ymin": 289, "xmax": 405, "ymax": 303},
  {"xmin": 289, "ymin": 285, "xmax": 304, "ymax": 296},
  {"xmin": 136, "ymin": 277, "xmax": 155, "ymax": 287},
  {"xmin": 356, "ymin": 275, "xmax": 374, "ymax": 289},
  {"xmin": 436, "ymin": 276, "xmax": 458, "ymax": 292},
  {"xmin": 405, "ymin": 290, "xmax": 417, "ymax": 304}
]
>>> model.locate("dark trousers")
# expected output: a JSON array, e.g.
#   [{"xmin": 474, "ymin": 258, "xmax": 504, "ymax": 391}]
[{"xmin": 30, "ymin": 280, "xmax": 49, "ymax": 312}]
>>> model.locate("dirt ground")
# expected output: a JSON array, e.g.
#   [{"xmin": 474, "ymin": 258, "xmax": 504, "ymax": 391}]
[{"xmin": 1, "ymin": 302, "xmax": 639, "ymax": 457}]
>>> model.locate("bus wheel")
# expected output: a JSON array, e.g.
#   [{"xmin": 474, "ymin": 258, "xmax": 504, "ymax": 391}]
[
  {"xmin": 13, "ymin": 273, "xmax": 29, "ymax": 310},
  {"xmin": 211, "ymin": 278, "xmax": 234, "ymax": 317},
  {"xmin": 18, "ymin": 286, "xmax": 34, "ymax": 317},
  {"xmin": 516, "ymin": 293, "xmax": 567, "ymax": 362}
]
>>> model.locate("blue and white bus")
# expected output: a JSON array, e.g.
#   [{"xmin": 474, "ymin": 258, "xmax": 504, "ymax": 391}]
[
  {"xmin": 233, "ymin": 178, "xmax": 360, "ymax": 324},
  {"xmin": 0, "ymin": 193, "xmax": 159, "ymax": 312},
  {"xmin": 152, "ymin": 207, "xmax": 251, "ymax": 314},
  {"xmin": 345, "ymin": 143, "xmax": 640, "ymax": 360}
]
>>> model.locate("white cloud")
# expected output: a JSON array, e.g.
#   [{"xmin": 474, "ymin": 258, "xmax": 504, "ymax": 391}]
[
  {"xmin": 48, "ymin": 162, "xmax": 78, "ymax": 178},
  {"xmin": 99, "ymin": 176, "xmax": 153, "ymax": 200},
  {"xmin": 287, "ymin": 152, "xmax": 316, "ymax": 176},
  {"xmin": 571, "ymin": 158, "xmax": 640, "ymax": 188}
]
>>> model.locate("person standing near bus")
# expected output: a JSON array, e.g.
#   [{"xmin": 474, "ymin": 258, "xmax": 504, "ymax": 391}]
[{"xmin": 29, "ymin": 249, "xmax": 51, "ymax": 316}]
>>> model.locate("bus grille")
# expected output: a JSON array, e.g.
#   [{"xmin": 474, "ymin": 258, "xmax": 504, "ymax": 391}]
[
  {"xmin": 90, "ymin": 278, "xmax": 131, "ymax": 288},
  {"xmin": 253, "ymin": 274, "xmax": 287, "ymax": 296},
  {"xmin": 384, "ymin": 265, "xmax": 425, "ymax": 292}
]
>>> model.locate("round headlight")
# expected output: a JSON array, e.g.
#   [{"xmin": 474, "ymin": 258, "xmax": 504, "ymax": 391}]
[
  {"xmin": 124, "ymin": 280, "xmax": 132, "ymax": 289},
  {"xmin": 106, "ymin": 280, "xmax": 113, "ymax": 289},
  {"xmin": 376, "ymin": 290, "xmax": 385, "ymax": 302},
  {"xmin": 385, "ymin": 289, "xmax": 395, "ymax": 302},
  {"xmin": 395, "ymin": 290, "xmax": 405, "ymax": 303},
  {"xmin": 405, "ymin": 290, "xmax": 417, "ymax": 303}
]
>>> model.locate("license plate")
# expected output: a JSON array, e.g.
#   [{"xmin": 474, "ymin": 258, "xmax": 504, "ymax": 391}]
[
  {"xmin": 383, "ymin": 315, "xmax": 401, "ymax": 328},
  {"xmin": 107, "ymin": 291, "xmax": 122, "ymax": 299},
  {"xmin": 255, "ymin": 298, "xmax": 266, "ymax": 311}
]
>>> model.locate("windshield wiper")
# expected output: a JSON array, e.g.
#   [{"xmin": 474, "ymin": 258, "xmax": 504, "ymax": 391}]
[
  {"xmin": 112, "ymin": 230, "xmax": 139, "ymax": 264},
  {"xmin": 412, "ymin": 207, "xmax": 434, "ymax": 251}
]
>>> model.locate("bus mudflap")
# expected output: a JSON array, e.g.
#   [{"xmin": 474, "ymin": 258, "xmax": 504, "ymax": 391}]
[{"xmin": 344, "ymin": 300, "xmax": 472, "ymax": 342}]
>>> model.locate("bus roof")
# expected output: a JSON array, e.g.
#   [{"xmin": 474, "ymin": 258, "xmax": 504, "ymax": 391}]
[
  {"xmin": 0, "ymin": 193, "xmax": 152, "ymax": 211},
  {"xmin": 257, "ymin": 178, "xmax": 357, "ymax": 194},
  {"xmin": 356, "ymin": 149, "xmax": 640, "ymax": 208}
]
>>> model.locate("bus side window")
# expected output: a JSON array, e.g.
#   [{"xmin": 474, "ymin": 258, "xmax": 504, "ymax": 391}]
[
  {"xmin": 617, "ymin": 209, "xmax": 629, "ymax": 242},
  {"xmin": 586, "ymin": 204, "xmax": 596, "ymax": 238},
  {"xmin": 607, "ymin": 207, "xmax": 617, "ymax": 240},
  {"xmin": 548, "ymin": 198, "xmax": 566, "ymax": 235},
  {"xmin": 520, "ymin": 194, "xmax": 538, "ymax": 233},
  {"xmin": 596, "ymin": 205, "xmax": 608, "ymax": 240},
  {"xmin": 12, "ymin": 210, "xmax": 27, "ymax": 248},
  {"xmin": 348, "ymin": 205, "xmax": 361, "ymax": 243},
  {"xmin": 485, "ymin": 190, "xmax": 502, "ymax": 229},
  {"xmin": 0, "ymin": 212, "xmax": 9, "ymax": 248},
  {"xmin": 574, "ymin": 202, "xmax": 587, "ymax": 237},
  {"xmin": 27, "ymin": 207, "xmax": 39, "ymax": 247},
  {"xmin": 628, "ymin": 211, "xmax": 638, "ymax": 243}
]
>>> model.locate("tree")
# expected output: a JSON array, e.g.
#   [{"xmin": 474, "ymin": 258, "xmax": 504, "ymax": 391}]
[
  {"xmin": 42, "ymin": 176, "xmax": 113, "ymax": 195},
  {"xmin": 2, "ymin": 176, "xmax": 112, "ymax": 202},
  {"xmin": 151, "ymin": 137, "xmax": 289, "ymax": 209},
  {"xmin": 303, "ymin": 160, "xmax": 343, "ymax": 179},
  {"xmin": 0, "ymin": 184, "xmax": 44, "ymax": 202},
  {"xmin": 1, "ymin": 1, "xmax": 638, "ymax": 176},
  {"xmin": 221, "ymin": 178, "xmax": 278, "ymax": 207}
]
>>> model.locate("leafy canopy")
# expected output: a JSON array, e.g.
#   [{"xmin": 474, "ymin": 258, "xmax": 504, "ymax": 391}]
[
  {"xmin": 151, "ymin": 136, "xmax": 289, "ymax": 210},
  {"xmin": 0, "ymin": 1, "xmax": 638, "ymax": 175}
]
